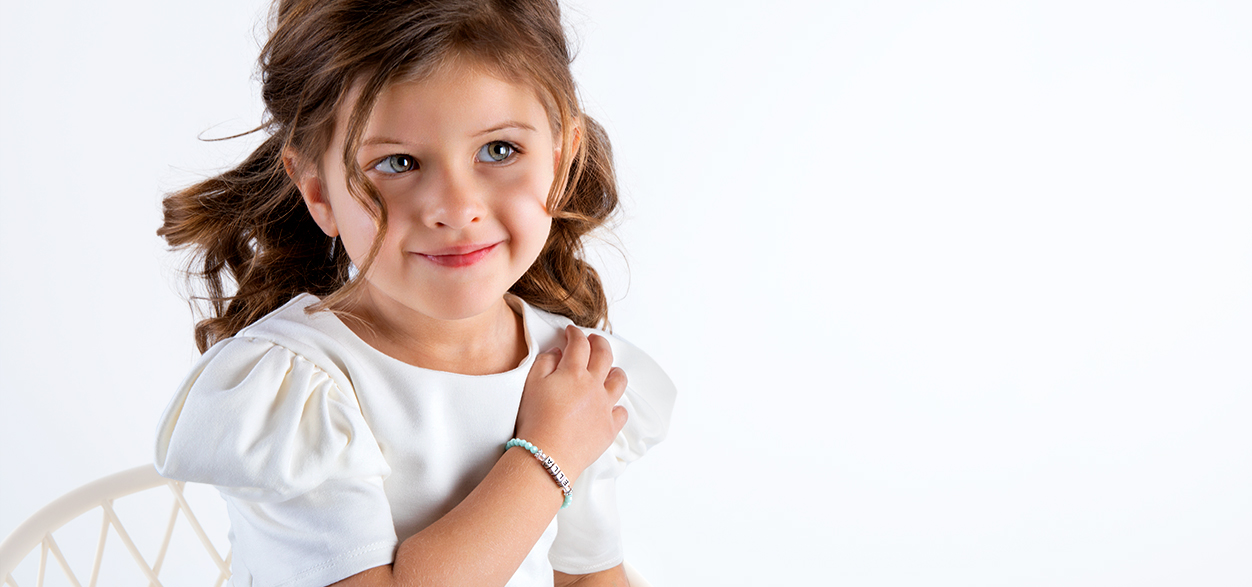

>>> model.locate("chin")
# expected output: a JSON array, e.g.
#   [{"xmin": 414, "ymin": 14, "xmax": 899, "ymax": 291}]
[{"xmin": 417, "ymin": 290, "xmax": 508, "ymax": 322}]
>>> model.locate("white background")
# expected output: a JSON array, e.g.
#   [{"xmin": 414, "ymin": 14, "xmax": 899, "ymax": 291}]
[{"xmin": 2, "ymin": 1, "xmax": 1250, "ymax": 585}]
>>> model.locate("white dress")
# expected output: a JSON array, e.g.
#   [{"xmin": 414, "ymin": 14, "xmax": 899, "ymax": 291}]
[{"xmin": 154, "ymin": 294, "xmax": 675, "ymax": 587}]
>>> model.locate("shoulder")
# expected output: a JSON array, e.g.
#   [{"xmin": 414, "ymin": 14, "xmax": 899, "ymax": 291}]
[
  {"xmin": 235, "ymin": 294, "xmax": 357, "ymax": 372},
  {"xmin": 173, "ymin": 294, "xmax": 360, "ymax": 417},
  {"xmin": 154, "ymin": 294, "xmax": 388, "ymax": 501},
  {"xmin": 518, "ymin": 297, "xmax": 677, "ymax": 466},
  {"xmin": 520, "ymin": 298, "xmax": 671, "ymax": 390}
]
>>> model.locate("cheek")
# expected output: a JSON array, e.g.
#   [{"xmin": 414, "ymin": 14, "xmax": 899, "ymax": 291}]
[
  {"xmin": 524, "ymin": 174, "xmax": 555, "ymax": 232},
  {"xmin": 509, "ymin": 194, "xmax": 551, "ymax": 243},
  {"xmin": 341, "ymin": 212, "xmax": 381, "ymax": 260},
  {"xmin": 528, "ymin": 215, "xmax": 553, "ymax": 249},
  {"xmin": 502, "ymin": 173, "xmax": 555, "ymax": 253},
  {"xmin": 329, "ymin": 189, "xmax": 382, "ymax": 264},
  {"xmin": 526, "ymin": 162, "xmax": 557, "ymax": 212}
]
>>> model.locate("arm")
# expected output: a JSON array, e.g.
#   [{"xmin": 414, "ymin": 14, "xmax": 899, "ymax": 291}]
[{"xmin": 333, "ymin": 326, "xmax": 628, "ymax": 587}]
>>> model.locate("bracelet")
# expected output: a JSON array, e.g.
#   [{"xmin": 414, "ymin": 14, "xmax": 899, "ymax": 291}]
[{"xmin": 505, "ymin": 438, "xmax": 573, "ymax": 509}]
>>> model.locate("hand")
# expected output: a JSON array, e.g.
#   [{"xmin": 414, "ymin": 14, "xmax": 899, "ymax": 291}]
[{"xmin": 515, "ymin": 325, "xmax": 628, "ymax": 484}]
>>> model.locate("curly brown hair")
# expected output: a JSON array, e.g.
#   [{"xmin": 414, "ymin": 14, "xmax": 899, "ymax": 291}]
[{"xmin": 158, "ymin": 0, "xmax": 619, "ymax": 353}]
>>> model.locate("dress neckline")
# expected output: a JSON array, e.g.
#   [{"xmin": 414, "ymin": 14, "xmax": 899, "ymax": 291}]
[{"xmin": 288, "ymin": 293, "xmax": 539, "ymax": 379}]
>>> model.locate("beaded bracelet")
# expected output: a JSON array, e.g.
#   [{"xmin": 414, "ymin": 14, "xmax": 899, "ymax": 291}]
[{"xmin": 505, "ymin": 438, "xmax": 573, "ymax": 509}]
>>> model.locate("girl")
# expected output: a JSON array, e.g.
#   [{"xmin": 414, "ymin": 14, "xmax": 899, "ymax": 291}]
[{"xmin": 152, "ymin": 1, "xmax": 675, "ymax": 586}]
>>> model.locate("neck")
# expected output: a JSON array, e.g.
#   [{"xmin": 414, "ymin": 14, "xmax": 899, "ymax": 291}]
[{"xmin": 337, "ymin": 287, "xmax": 528, "ymax": 375}]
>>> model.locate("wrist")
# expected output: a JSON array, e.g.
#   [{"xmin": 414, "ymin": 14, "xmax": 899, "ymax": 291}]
[
  {"xmin": 511, "ymin": 430, "xmax": 586, "ymax": 484},
  {"xmin": 505, "ymin": 438, "xmax": 575, "ymax": 508}
]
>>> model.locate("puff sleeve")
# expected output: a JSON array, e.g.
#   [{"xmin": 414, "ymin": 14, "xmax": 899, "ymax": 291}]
[
  {"xmin": 154, "ymin": 337, "xmax": 397, "ymax": 587},
  {"xmin": 547, "ymin": 333, "xmax": 677, "ymax": 574}
]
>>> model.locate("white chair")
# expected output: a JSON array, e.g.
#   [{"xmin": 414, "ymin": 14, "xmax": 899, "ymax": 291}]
[
  {"xmin": 0, "ymin": 465, "xmax": 231, "ymax": 587},
  {"xmin": 1, "ymin": 466, "xmax": 652, "ymax": 586}
]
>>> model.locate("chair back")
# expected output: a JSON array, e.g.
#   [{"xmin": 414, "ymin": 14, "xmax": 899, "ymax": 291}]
[
  {"xmin": 3, "ymin": 465, "xmax": 653, "ymax": 586},
  {"xmin": 0, "ymin": 465, "xmax": 231, "ymax": 586}
]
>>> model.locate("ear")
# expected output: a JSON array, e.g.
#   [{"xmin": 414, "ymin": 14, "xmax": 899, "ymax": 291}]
[
  {"xmin": 283, "ymin": 148, "xmax": 339, "ymax": 238},
  {"xmin": 553, "ymin": 123, "xmax": 581, "ymax": 173}
]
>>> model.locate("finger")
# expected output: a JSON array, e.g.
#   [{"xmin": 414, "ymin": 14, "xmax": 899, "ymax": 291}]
[
  {"xmin": 604, "ymin": 366, "xmax": 628, "ymax": 397},
  {"xmin": 530, "ymin": 347, "xmax": 561, "ymax": 378},
  {"xmin": 560, "ymin": 325, "xmax": 590, "ymax": 368},
  {"xmin": 610, "ymin": 405, "xmax": 629, "ymax": 434},
  {"xmin": 586, "ymin": 333, "xmax": 615, "ymax": 375}
]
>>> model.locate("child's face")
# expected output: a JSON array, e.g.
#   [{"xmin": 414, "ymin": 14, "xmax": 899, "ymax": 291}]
[{"xmin": 296, "ymin": 60, "xmax": 558, "ymax": 323}]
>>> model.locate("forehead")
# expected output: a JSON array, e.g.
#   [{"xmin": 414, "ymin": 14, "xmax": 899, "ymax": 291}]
[{"xmin": 334, "ymin": 57, "xmax": 558, "ymax": 145}]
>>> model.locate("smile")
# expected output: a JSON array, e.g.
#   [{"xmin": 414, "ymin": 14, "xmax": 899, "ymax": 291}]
[{"xmin": 416, "ymin": 242, "xmax": 500, "ymax": 268}]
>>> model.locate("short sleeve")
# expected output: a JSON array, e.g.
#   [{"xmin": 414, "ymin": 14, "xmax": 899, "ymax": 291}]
[
  {"xmin": 154, "ymin": 337, "xmax": 397, "ymax": 587},
  {"xmin": 548, "ymin": 333, "xmax": 676, "ymax": 574}
]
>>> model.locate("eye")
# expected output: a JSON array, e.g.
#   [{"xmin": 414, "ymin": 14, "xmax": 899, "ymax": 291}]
[
  {"xmin": 477, "ymin": 141, "xmax": 516, "ymax": 163},
  {"xmin": 373, "ymin": 154, "xmax": 416, "ymax": 174}
]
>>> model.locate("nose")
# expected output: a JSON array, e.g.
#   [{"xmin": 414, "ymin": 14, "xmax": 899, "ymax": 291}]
[{"xmin": 421, "ymin": 166, "xmax": 485, "ymax": 230}]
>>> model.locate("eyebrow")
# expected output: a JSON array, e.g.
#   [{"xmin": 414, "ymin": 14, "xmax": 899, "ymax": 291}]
[
  {"xmin": 361, "ymin": 121, "xmax": 538, "ymax": 147},
  {"xmin": 474, "ymin": 121, "xmax": 537, "ymax": 136},
  {"xmin": 363, "ymin": 136, "xmax": 405, "ymax": 146},
  {"xmin": 362, "ymin": 137, "xmax": 408, "ymax": 146}
]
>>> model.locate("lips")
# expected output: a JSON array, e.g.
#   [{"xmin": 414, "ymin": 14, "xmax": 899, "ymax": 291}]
[{"xmin": 416, "ymin": 242, "xmax": 500, "ymax": 267}]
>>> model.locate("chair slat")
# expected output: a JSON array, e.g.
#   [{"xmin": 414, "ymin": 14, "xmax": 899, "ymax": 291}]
[
  {"xmin": 100, "ymin": 502, "xmax": 164, "ymax": 587},
  {"xmin": 214, "ymin": 551, "xmax": 233, "ymax": 587},
  {"xmin": 148, "ymin": 499, "xmax": 181, "ymax": 585},
  {"xmin": 167, "ymin": 482, "xmax": 229, "ymax": 573},
  {"xmin": 35, "ymin": 542, "xmax": 46, "ymax": 587},
  {"xmin": 87, "ymin": 511, "xmax": 108, "ymax": 587},
  {"xmin": 42, "ymin": 536, "xmax": 82, "ymax": 587}
]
